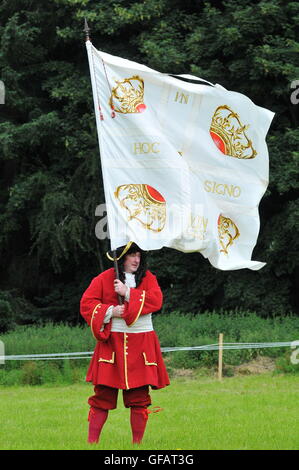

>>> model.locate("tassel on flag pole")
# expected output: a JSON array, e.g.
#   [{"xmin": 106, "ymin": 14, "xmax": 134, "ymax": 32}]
[{"xmin": 84, "ymin": 19, "xmax": 114, "ymax": 120}]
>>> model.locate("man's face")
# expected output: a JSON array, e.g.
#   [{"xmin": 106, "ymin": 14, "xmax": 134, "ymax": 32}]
[{"xmin": 123, "ymin": 252, "xmax": 141, "ymax": 273}]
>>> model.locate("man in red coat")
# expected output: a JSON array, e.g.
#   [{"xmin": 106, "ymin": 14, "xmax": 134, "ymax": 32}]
[{"xmin": 80, "ymin": 242, "xmax": 170, "ymax": 445}]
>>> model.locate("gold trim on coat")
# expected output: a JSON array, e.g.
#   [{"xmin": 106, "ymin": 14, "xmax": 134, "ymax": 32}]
[
  {"xmin": 90, "ymin": 303, "xmax": 102, "ymax": 339},
  {"xmin": 128, "ymin": 290, "xmax": 146, "ymax": 327},
  {"xmin": 98, "ymin": 352, "xmax": 115, "ymax": 363},
  {"xmin": 143, "ymin": 352, "xmax": 157, "ymax": 366},
  {"xmin": 124, "ymin": 333, "xmax": 129, "ymax": 389}
]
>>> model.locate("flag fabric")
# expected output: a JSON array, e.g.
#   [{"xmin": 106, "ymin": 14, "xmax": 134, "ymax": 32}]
[{"xmin": 86, "ymin": 40, "xmax": 274, "ymax": 271}]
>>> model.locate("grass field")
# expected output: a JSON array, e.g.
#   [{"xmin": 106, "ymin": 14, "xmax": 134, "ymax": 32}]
[{"xmin": 0, "ymin": 373, "xmax": 298, "ymax": 450}]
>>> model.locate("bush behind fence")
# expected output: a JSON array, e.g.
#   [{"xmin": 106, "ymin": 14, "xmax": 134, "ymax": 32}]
[{"xmin": 0, "ymin": 311, "xmax": 298, "ymax": 385}]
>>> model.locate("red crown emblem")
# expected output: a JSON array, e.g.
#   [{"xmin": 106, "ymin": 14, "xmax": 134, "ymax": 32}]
[
  {"xmin": 115, "ymin": 184, "xmax": 166, "ymax": 232},
  {"xmin": 109, "ymin": 76, "xmax": 147, "ymax": 114},
  {"xmin": 210, "ymin": 105, "xmax": 257, "ymax": 159}
]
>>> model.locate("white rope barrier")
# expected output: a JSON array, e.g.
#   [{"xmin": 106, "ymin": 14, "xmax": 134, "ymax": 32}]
[
  {"xmin": 0, "ymin": 341, "xmax": 294, "ymax": 362},
  {"xmin": 161, "ymin": 341, "xmax": 294, "ymax": 352}
]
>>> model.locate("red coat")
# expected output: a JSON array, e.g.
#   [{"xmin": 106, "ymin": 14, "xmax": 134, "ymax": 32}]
[{"xmin": 80, "ymin": 268, "xmax": 170, "ymax": 390}]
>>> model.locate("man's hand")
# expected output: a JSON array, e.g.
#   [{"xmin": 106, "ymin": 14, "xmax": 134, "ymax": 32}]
[
  {"xmin": 114, "ymin": 279, "xmax": 127, "ymax": 297},
  {"xmin": 112, "ymin": 305, "xmax": 125, "ymax": 318}
]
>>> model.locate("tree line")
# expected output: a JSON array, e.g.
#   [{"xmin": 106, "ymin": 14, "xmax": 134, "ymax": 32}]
[{"xmin": 0, "ymin": 0, "xmax": 298, "ymax": 331}]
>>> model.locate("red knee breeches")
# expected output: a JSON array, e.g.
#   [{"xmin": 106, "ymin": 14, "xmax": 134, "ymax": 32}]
[
  {"xmin": 87, "ymin": 385, "xmax": 151, "ymax": 444},
  {"xmin": 88, "ymin": 384, "xmax": 152, "ymax": 409}
]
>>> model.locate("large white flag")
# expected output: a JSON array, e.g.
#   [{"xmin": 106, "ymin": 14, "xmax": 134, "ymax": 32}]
[{"xmin": 86, "ymin": 40, "xmax": 274, "ymax": 271}]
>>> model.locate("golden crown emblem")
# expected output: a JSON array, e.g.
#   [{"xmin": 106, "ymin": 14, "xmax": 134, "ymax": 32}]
[
  {"xmin": 109, "ymin": 76, "xmax": 146, "ymax": 114},
  {"xmin": 210, "ymin": 105, "xmax": 257, "ymax": 159},
  {"xmin": 218, "ymin": 214, "xmax": 240, "ymax": 254},
  {"xmin": 115, "ymin": 184, "xmax": 166, "ymax": 232}
]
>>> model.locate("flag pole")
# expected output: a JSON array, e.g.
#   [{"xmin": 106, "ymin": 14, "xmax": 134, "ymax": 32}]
[
  {"xmin": 83, "ymin": 19, "xmax": 123, "ymax": 305},
  {"xmin": 83, "ymin": 18, "xmax": 91, "ymax": 42},
  {"xmin": 113, "ymin": 251, "xmax": 123, "ymax": 305}
]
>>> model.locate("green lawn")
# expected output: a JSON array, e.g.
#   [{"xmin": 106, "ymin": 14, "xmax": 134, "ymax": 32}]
[{"xmin": 0, "ymin": 374, "xmax": 298, "ymax": 450}]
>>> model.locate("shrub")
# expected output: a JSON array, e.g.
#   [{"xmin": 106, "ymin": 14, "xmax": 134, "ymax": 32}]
[
  {"xmin": 21, "ymin": 361, "xmax": 43, "ymax": 385},
  {"xmin": 0, "ymin": 290, "xmax": 34, "ymax": 332},
  {"xmin": 154, "ymin": 311, "xmax": 299, "ymax": 370},
  {"xmin": 0, "ymin": 312, "xmax": 298, "ymax": 385},
  {"xmin": 274, "ymin": 351, "xmax": 299, "ymax": 375}
]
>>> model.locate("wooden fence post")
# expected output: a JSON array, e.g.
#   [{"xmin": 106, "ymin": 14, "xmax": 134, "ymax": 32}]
[{"xmin": 218, "ymin": 333, "xmax": 223, "ymax": 381}]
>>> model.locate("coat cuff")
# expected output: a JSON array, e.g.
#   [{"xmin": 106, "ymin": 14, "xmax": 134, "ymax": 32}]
[{"xmin": 90, "ymin": 303, "xmax": 112, "ymax": 341}]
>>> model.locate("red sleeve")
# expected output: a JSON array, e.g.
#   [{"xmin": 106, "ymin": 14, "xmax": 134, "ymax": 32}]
[
  {"xmin": 122, "ymin": 271, "xmax": 163, "ymax": 327},
  {"xmin": 80, "ymin": 274, "xmax": 114, "ymax": 341}
]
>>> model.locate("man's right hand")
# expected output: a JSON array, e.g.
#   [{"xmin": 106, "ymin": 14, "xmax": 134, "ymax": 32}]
[{"xmin": 112, "ymin": 305, "xmax": 125, "ymax": 318}]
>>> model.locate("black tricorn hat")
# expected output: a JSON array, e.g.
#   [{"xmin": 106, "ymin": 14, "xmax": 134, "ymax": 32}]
[{"xmin": 106, "ymin": 241, "xmax": 146, "ymax": 262}]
